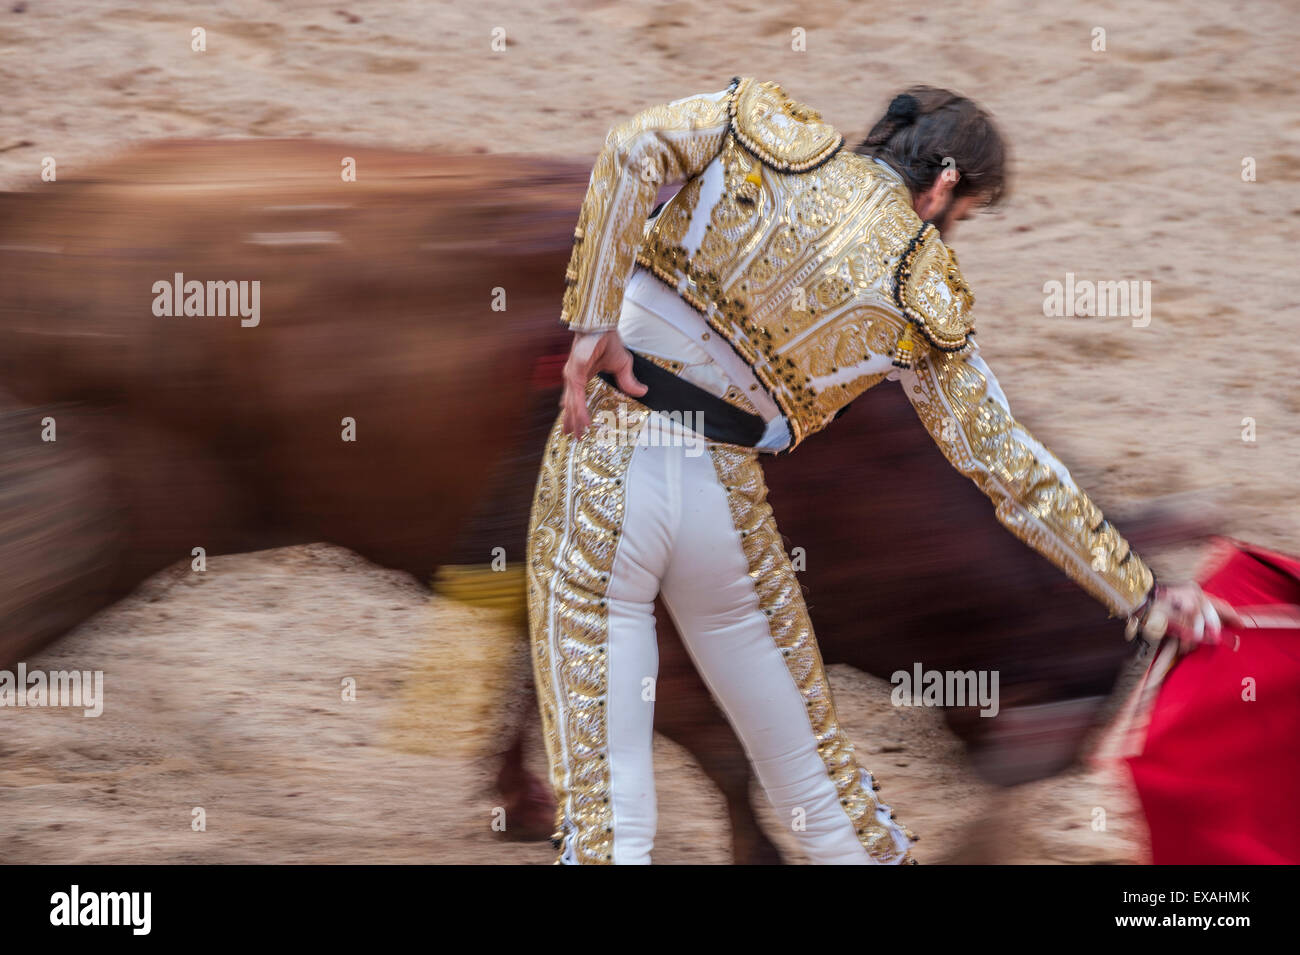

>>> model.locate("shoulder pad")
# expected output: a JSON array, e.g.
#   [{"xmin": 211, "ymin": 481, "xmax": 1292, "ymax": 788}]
[
  {"xmin": 726, "ymin": 76, "xmax": 843, "ymax": 173},
  {"xmin": 893, "ymin": 223, "xmax": 976, "ymax": 353}
]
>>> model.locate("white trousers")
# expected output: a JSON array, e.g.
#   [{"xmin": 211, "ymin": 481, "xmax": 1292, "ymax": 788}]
[{"xmin": 526, "ymin": 377, "xmax": 916, "ymax": 864}]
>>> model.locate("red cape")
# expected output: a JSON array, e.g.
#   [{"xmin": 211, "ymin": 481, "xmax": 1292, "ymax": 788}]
[{"xmin": 1124, "ymin": 538, "xmax": 1300, "ymax": 864}]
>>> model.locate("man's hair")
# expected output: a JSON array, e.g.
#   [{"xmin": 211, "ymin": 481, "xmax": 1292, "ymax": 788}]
[{"xmin": 853, "ymin": 86, "xmax": 1008, "ymax": 206}]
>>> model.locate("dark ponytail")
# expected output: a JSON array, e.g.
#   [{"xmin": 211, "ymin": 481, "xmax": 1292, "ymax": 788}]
[{"xmin": 855, "ymin": 86, "xmax": 1008, "ymax": 206}]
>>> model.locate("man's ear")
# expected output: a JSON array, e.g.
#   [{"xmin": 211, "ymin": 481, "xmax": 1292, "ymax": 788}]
[{"xmin": 913, "ymin": 173, "xmax": 958, "ymax": 221}]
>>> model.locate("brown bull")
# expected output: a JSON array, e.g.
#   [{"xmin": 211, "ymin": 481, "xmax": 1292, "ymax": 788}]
[{"xmin": 0, "ymin": 142, "xmax": 1190, "ymax": 862}]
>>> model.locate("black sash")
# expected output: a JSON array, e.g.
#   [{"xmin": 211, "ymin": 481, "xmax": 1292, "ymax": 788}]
[{"xmin": 597, "ymin": 350, "xmax": 768, "ymax": 448}]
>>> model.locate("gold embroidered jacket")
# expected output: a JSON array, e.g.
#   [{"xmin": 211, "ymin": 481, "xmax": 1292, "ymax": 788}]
[{"xmin": 559, "ymin": 76, "xmax": 1154, "ymax": 617}]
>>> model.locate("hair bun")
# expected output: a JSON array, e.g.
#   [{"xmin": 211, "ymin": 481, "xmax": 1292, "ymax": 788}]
[{"xmin": 886, "ymin": 93, "xmax": 921, "ymax": 125}]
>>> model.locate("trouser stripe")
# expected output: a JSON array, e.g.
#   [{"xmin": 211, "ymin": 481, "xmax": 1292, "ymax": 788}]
[
  {"xmin": 526, "ymin": 380, "xmax": 647, "ymax": 864},
  {"xmin": 706, "ymin": 442, "xmax": 918, "ymax": 864}
]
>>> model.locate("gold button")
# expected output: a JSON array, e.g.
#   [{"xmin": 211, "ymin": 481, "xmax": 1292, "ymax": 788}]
[{"xmin": 702, "ymin": 332, "xmax": 710, "ymax": 341}]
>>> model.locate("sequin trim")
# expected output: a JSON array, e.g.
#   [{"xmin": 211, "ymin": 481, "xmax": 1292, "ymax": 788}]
[
  {"xmin": 525, "ymin": 378, "xmax": 649, "ymax": 863},
  {"xmin": 560, "ymin": 93, "xmax": 731, "ymax": 332},
  {"xmin": 706, "ymin": 443, "xmax": 918, "ymax": 864},
  {"xmin": 900, "ymin": 353, "xmax": 1154, "ymax": 617}
]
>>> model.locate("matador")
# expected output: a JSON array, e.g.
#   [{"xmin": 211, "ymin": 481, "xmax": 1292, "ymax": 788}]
[{"xmin": 525, "ymin": 77, "xmax": 1231, "ymax": 865}]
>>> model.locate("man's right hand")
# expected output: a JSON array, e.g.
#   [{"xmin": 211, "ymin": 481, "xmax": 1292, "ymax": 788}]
[
  {"xmin": 1133, "ymin": 581, "xmax": 1242, "ymax": 652},
  {"xmin": 561, "ymin": 329, "xmax": 648, "ymax": 436}
]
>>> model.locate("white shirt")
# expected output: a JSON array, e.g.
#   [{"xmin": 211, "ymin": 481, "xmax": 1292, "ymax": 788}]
[{"xmin": 618, "ymin": 266, "xmax": 793, "ymax": 451}]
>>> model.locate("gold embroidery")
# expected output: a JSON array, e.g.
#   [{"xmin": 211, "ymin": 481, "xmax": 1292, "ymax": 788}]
[
  {"xmin": 655, "ymin": 172, "xmax": 701, "ymax": 241},
  {"xmin": 707, "ymin": 444, "xmax": 918, "ymax": 864},
  {"xmin": 721, "ymin": 384, "xmax": 760, "ymax": 415},
  {"xmin": 564, "ymin": 78, "xmax": 976, "ymax": 448},
  {"xmin": 560, "ymin": 93, "xmax": 731, "ymax": 333},
  {"xmin": 900, "ymin": 352, "xmax": 1154, "ymax": 617},
  {"xmin": 727, "ymin": 76, "xmax": 844, "ymax": 172},
  {"xmin": 525, "ymin": 378, "xmax": 649, "ymax": 863},
  {"xmin": 893, "ymin": 222, "xmax": 975, "ymax": 357},
  {"xmin": 637, "ymin": 147, "xmax": 930, "ymax": 448}
]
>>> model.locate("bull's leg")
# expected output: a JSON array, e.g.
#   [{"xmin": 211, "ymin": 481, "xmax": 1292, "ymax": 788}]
[
  {"xmin": 653, "ymin": 598, "xmax": 784, "ymax": 865},
  {"xmin": 0, "ymin": 395, "xmax": 127, "ymax": 668},
  {"xmin": 494, "ymin": 681, "xmax": 555, "ymax": 842},
  {"xmin": 938, "ymin": 697, "xmax": 1116, "ymax": 863},
  {"xmin": 430, "ymin": 563, "xmax": 555, "ymax": 841},
  {"xmin": 957, "ymin": 696, "xmax": 1113, "ymax": 788},
  {"xmin": 433, "ymin": 381, "xmax": 560, "ymax": 842}
]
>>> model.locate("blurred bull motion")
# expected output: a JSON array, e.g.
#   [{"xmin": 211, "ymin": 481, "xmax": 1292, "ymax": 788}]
[{"xmin": 0, "ymin": 141, "xmax": 1200, "ymax": 862}]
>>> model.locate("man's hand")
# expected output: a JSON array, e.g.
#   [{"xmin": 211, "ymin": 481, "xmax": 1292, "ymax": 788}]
[
  {"xmin": 1132, "ymin": 581, "xmax": 1243, "ymax": 652},
  {"xmin": 561, "ymin": 329, "xmax": 648, "ymax": 436}
]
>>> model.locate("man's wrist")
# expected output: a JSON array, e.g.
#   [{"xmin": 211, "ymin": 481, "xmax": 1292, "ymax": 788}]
[{"xmin": 1124, "ymin": 576, "xmax": 1160, "ymax": 642}]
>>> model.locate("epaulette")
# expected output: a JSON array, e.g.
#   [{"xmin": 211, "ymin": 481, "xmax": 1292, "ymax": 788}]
[
  {"xmin": 726, "ymin": 76, "xmax": 843, "ymax": 173},
  {"xmin": 890, "ymin": 222, "xmax": 976, "ymax": 368}
]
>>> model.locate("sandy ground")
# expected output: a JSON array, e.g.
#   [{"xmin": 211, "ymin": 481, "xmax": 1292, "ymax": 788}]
[
  {"xmin": 1, "ymin": 0, "xmax": 1297, "ymax": 863},
  {"xmin": 0, "ymin": 545, "xmax": 1147, "ymax": 865}
]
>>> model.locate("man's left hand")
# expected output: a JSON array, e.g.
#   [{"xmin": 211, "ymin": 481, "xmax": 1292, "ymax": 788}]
[{"xmin": 560, "ymin": 329, "xmax": 647, "ymax": 436}]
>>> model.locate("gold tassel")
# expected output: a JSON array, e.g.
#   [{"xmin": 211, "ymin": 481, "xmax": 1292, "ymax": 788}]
[
  {"xmin": 892, "ymin": 325, "xmax": 916, "ymax": 369},
  {"xmin": 432, "ymin": 563, "xmax": 527, "ymax": 630}
]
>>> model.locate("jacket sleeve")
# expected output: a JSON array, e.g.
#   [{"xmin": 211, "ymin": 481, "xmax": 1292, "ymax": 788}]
[
  {"xmin": 894, "ymin": 340, "xmax": 1155, "ymax": 617},
  {"xmin": 559, "ymin": 89, "xmax": 732, "ymax": 333}
]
